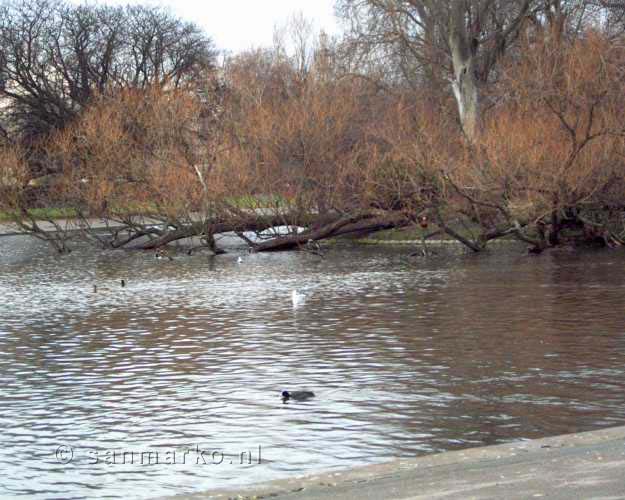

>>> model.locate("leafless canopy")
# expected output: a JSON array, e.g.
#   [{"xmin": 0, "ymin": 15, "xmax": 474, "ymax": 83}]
[{"xmin": 0, "ymin": 0, "xmax": 216, "ymax": 142}]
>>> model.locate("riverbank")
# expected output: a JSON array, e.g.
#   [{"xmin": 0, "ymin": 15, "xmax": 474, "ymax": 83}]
[
  {"xmin": 163, "ymin": 425, "xmax": 625, "ymax": 500},
  {"xmin": 0, "ymin": 217, "xmax": 153, "ymax": 237},
  {"xmin": 0, "ymin": 219, "xmax": 511, "ymax": 248},
  {"xmin": 0, "ymin": 220, "xmax": 114, "ymax": 238}
]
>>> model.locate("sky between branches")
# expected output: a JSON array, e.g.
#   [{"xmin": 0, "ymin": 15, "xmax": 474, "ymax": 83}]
[{"xmin": 69, "ymin": 0, "xmax": 339, "ymax": 53}]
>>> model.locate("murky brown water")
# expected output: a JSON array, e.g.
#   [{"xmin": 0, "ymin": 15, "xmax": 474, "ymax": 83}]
[{"xmin": 1, "ymin": 236, "xmax": 625, "ymax": 499}]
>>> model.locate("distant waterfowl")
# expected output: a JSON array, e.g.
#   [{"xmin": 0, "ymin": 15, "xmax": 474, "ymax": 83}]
[
  {"xmin": 305, "ymin": 239, "xmax": 326, "ymax": 257},
  {"xmin": 291, "ymin": 289, "xmax": 305, "ymax": 307},
  {"xmin": 237, "ymin": 256, "xmax": 243, "ymax": 264},
  {"xmin": 282, "ymin": 390, "xmax": 315, "ymax": 402},
  {"xmin": 92, "ymin": 279, "xmax": 126, "ymax": 293},
  {"xmin": 155, "ymin": 249, "xmax": 174, "ymax": 261}
]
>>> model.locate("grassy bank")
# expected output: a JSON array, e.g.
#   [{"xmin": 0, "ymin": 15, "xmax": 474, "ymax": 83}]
[{"xmin": 0, "ymin": 208, "xmax": 78, "ymax": 223}]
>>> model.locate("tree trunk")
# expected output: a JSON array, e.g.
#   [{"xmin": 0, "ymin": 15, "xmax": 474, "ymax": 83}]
[
  {"xmin": 252, "ymin": 212, "xmax": 411, "ymax": 252},
  {"xmin": 449, "ymin": 2, "xmax": 480, "ymax": 142}
]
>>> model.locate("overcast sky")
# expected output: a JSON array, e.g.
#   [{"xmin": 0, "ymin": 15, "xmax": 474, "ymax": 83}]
[{"xmin": 73, "ymin": 0, "xmax": 340, "ymax": 53}]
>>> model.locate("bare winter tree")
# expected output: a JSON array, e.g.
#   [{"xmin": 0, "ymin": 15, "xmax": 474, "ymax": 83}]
[
  {"xmin": 0, "ymin": 0, "xmax": 216, "ymax": 142},
  {"xmin": 336, "ymin": 0, "xmax": 625, "ymax": 141},
  {"xmin": 336, "ymin": 0, "xmax": 539, "ymax": 141}
]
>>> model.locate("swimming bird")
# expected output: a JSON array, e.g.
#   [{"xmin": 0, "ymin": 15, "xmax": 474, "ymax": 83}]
[
  {"xmin": 291, "ymin": 289, "xmax": 305, "ymax": 307},
  {"xmin": 305, "ymin": 239, "xmax": 326, "ymax": 257},
  {"xmin": 155, "ymin": 249, "xmax": 174, "ymax": 261},
  {"xmin": 282, "ymin": 390, "xmax": 315, "ymax": 402},
  {"xmin": 121, "ymin": 279, "xmax": 126, "ymax": 288},
  {"xmin": 237, "ymin": 256, "xmax": 243, "ymax": 264}
]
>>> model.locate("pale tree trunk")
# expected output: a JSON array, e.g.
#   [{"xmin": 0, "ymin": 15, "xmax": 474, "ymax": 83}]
[{"xmin": 449, "ymin": 2, "xmax": 480, "ymax": 142}]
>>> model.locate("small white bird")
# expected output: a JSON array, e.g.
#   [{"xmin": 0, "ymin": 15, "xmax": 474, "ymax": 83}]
[
  {"xmin": 291, "ymin": 289, "xmax": 305, "ymax": 308},
  {"xmin": 237, "ymin": 256, "xmax": 243, "ymax": 264}
]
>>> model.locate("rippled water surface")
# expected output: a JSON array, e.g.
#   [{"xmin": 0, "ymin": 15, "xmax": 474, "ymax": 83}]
[{"xmin": 2, "ymin": 235, "xmax": 625, "ymax": 499}]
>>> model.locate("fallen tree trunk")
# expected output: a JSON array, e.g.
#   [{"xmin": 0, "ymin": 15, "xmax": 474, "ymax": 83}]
[
  {"xmin": 252, "ymin": 212, "xmax": 411, "ymax": 252},
  {"xmin": 135, "ymin": 214, "xmax": 328, "ymax": 251},
  {"xmin": 137, "ymin": 223, "xmax": 203, "ymax": 250},
  {"xmin": 134, "ymin": 211, "xmax": 412, "ymax": 253},
  {"xmin": 29, "ymin": 209, "xmax": 412, "ymax": 253}
]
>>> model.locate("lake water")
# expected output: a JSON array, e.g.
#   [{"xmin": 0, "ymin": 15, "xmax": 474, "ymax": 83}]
[{"xmin": 1, "ymin": 236, "xmax": 625, "ymax": 499}]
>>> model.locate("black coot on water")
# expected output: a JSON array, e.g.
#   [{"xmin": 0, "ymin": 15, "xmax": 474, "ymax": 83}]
[{"xmin": 282, "ymin": 390, "xmax": 315, "ymax": 402}]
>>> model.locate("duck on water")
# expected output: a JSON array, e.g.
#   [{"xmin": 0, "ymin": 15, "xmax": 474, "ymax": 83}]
[
  {"xmin": 282, "ymin": 390, "xmax": 315, "ymax": 402},
  {"xmin": 155, "ymin": 249, "xmax": 174, "ymax": 261}
]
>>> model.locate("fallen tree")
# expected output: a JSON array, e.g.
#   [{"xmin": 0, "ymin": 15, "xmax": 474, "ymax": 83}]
[{"xmin": 250, "ymin": 211, "xmax": 412, "ymax": 252}]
